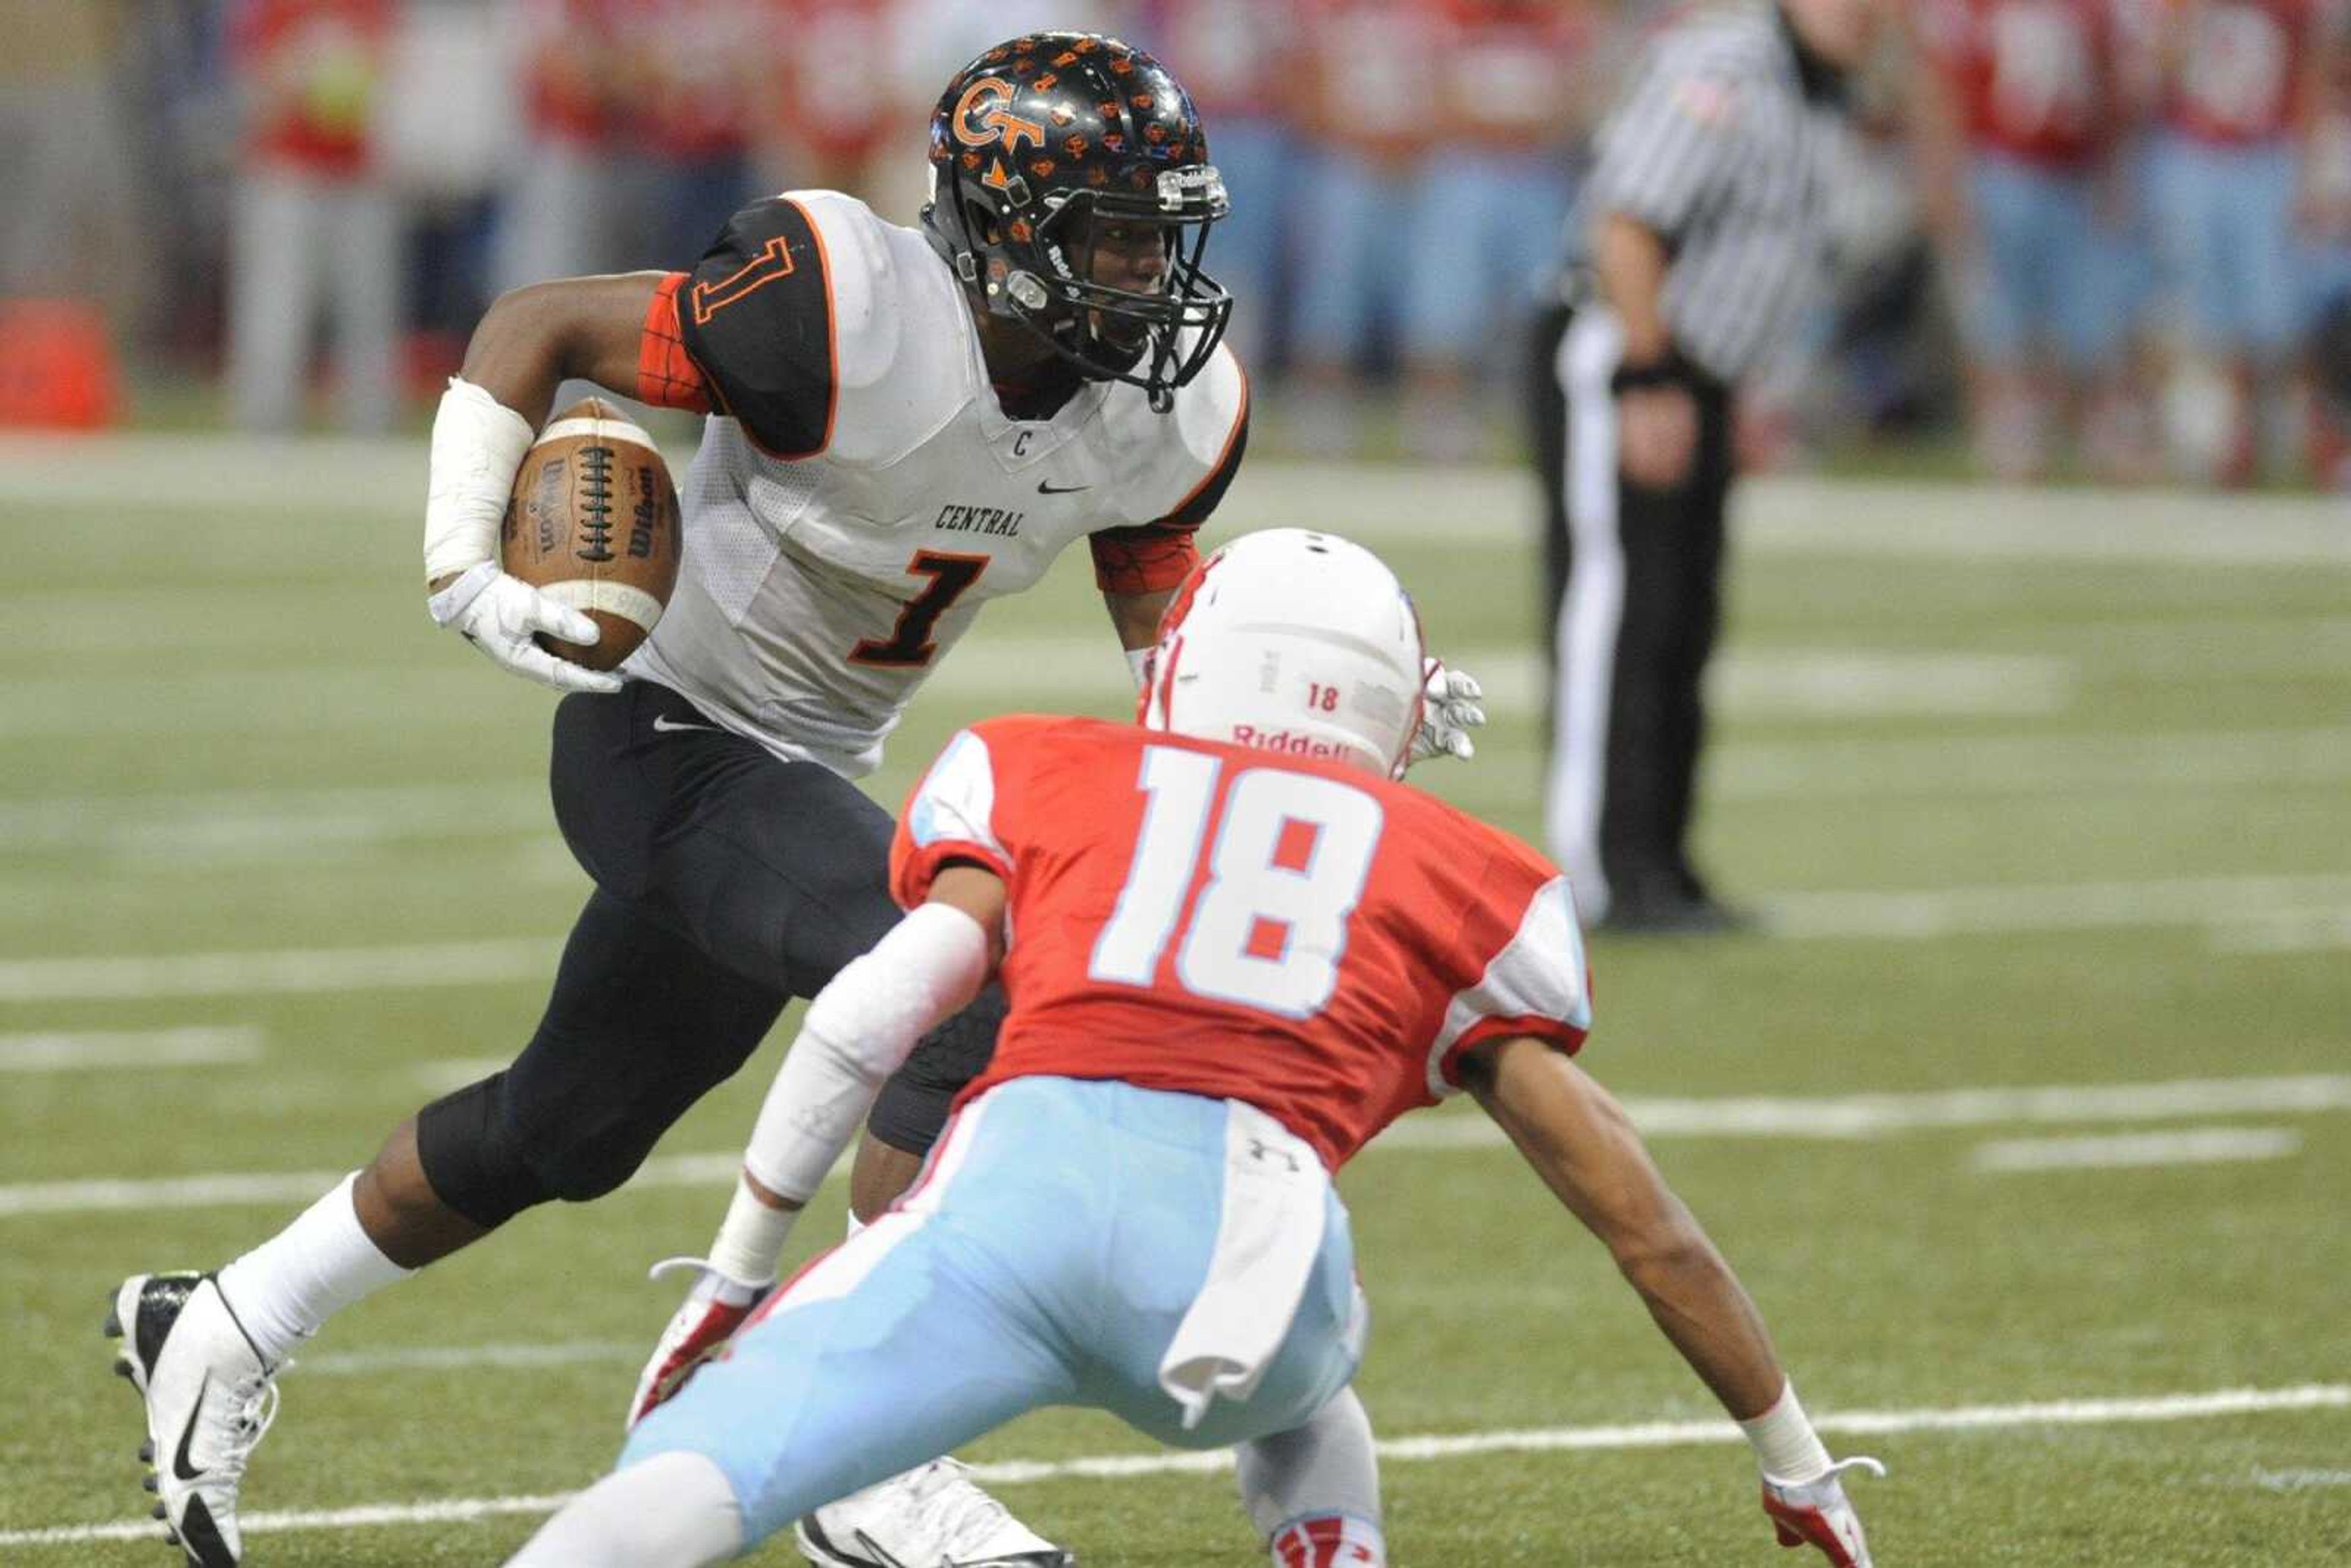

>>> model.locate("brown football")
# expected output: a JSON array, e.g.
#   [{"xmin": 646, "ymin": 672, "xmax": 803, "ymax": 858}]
[{"xmin": 501, "ymin": 397, "xmax": 683, "ymax": 670}]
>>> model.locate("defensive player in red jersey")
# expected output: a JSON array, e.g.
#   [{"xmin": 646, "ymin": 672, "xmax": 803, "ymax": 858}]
[{"xmin": 508, "ymin": 530, "xmax": 1881, "ymax": 1568}]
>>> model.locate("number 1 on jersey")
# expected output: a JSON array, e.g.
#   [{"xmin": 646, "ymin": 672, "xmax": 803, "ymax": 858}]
[{"xmin": 1089, "ymin": 745, "xmax": 1385, "ymax": 1018}]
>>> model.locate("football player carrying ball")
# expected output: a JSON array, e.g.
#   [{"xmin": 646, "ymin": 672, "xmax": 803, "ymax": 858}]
[{"xmin": 105, "ymin": 32, "xmax": 1484, "ymax": 1568}]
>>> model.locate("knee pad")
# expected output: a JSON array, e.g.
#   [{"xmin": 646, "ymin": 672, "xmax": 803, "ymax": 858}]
[
  {"xmin": 414, "ymin": 1073, "xmax": 554, "ymax": 1229},
  {"xmin": 418, "ymin": 1068, "xmax": 669, "ymax": 1221}
]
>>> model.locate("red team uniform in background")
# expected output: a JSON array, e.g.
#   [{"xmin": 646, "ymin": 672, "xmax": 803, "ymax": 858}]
[
  {"xmin": 2165, "ymin": 0, "xmax": 2317, "ymax": 145},
  {"xmin": 892, "ymin": 715, "xmax": 1593, "ymax": 1170},
  {"xmin": 1919, "ymin": 0, "xmax": 2116, "ymax": 168}
]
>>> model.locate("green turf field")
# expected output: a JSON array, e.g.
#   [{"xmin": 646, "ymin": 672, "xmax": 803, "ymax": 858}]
[{"xmin": 2, "ymin": 437, "xmax": 2346, "ymax": 1564}]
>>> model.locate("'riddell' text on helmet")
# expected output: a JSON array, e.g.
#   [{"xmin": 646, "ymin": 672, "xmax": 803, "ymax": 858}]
[
  {"xmin": 1142, "ymin": 530, "xmax": 1427, "ymax": 778},
  {"xmin": 921, "ymin": 32, "xmax": 1232, "ymax": 411}
]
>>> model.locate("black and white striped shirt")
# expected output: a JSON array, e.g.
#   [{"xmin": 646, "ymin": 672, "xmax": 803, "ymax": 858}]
[{"xmin": 1578, "ymin": 4, "xmax": 1850, "ymax": 384}]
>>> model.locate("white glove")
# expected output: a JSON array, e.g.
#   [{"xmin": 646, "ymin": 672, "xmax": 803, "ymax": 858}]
[
  {"xmin": 428, "ymin": 561, "xmax": 624, "ymax": 695},
  {"xmin": 1761, "ymin": 1455, "xmax": 1884, "ymax": 1567},
  {"xmin": 626, "ymin": 1256, "xmax": 771, "ymax": 1430},
  {"xmin": 1404, "ymin": 657, "xmax": 1485, "ymax": 771}
]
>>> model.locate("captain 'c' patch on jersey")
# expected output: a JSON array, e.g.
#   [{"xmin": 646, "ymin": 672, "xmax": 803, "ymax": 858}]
[{"xmin": 671, "ymin": 197, "xmax": 837, "ymax": 460}]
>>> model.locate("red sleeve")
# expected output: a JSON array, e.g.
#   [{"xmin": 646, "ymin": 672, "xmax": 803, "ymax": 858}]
[
  {"xmin": 1089, "ymin": 524, "xmax": 1203, "ymax": 595},
  {"xmin": 1090, "ymin": 364, "xmax": 1250, "ymax": 595},
  {"xmin": 889, "ymin": 721, "xmax": 1030, "ymax": 910},
  {"xmin": 1417, "ymin": 828, "xmax": 1594, "ymax": 1093},
  {"xmin": 637, "ymin": 272, "xmax": 714, "ymax": 414}
]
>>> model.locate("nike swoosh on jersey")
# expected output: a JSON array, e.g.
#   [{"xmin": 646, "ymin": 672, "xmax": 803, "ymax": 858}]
[
  {"xmin": 651, "ymin": 715, "xmax": 719, "ymax": 734},
  {"xmin": 1037, "ymin": 479, "xmax": 1091, "ymax": 494},
  {"xmin": 174, "ymin": 1371, "xmax": 211, "ymax": 1481}
]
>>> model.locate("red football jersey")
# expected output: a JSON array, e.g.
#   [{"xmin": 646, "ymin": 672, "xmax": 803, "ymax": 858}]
[
  {"xmin": 1433, "ymin": 0, "xmax": 1593, "ymax": 151},
  {"xmin": 228, "ymin": 0, "xmax": 392, "ymax": 175},
  {"xmin": 2164, "ymin": 0, "xmax": 2316, "ymax": 144},
  {"xmin": 1918, "ymin": 0, "xmax": 2117, "ymax": 166},
  {"xmin": 891, "ymin": 716, "xmax": 1593, "ymax": 1171}
]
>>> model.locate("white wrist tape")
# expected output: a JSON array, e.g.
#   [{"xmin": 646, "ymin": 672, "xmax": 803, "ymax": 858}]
[
  {"xmin": 742, "ymin": 902, "xmax": 992, "ymax": 1203},
  {"xmin": 1741, "ymin": 1379, "xmax": 1835, "ymax": 1484},
  {"xmin": 705, "ymin": 1172, "xmax": 797, "ymax": 1288},
  {"xmin": 424, "ymin": 377, "xmax": 536, "ymax": 584},
  {"xmin": 1126, "ymin": 645, "xmax": 1154, "ymax": 691}
]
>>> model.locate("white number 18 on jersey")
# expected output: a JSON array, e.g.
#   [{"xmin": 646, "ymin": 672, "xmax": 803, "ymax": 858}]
[{"xmin": 1088, "ymin": 746, "xmax": 1385, "ymax": 1018}]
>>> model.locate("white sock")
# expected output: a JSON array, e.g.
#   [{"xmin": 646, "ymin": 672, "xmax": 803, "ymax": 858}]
[
  {"xmin": 1740, "ymin": 1379, "xmax": 1835, "ymax": 1484},
  {"xmin": 844, "ymin": 1210, "xmax": 866, "ymax": 1240},
  {"xmin": 216, "ymin": 1172, "xmax": 414, "ymax": 1365},
  {"xmin": 1239, "ymin": 1388, "xmax": 1383, "ymax": 1555},
  {"xmin": 507, "ymin": 1450, "xmax": 743, "ymax": 1568}
]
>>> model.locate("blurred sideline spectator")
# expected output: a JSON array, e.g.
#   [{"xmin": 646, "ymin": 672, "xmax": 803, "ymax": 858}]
[
  {"xmin": 1123, "ymin": 0, "xmax": 1303, "ymax": 370},
  {"xmin": 1289, "ymin": 0, "xmax": 1452, "ymax": 451},
  {"xmin": 24, "ymin": 0, "xmax": 2351, "ymax": 487},
  {"xmin": 1909, "ymin": 0, "xmax": 2145, "ymax": 482},
  {"xmin": 610, "ymin": 0, "xmax": 770, "ymax": 268},
  {"xmin": 2150, "ymin": 0, "xmax": 2338, "ymax": 485},
  {"xmin": 766, "ymin": 0, "xmax": 901, "ymax": 204},
  {"xmin": 1401, "ymin": 0, "xmax": 1592, "ymax": 458},
  {"xmin": 225, "ymin": 0, "xmax": 402, "ymax": 433},
  {"xmin": 1, "ymin": 2, "xmax": 144, "ymax": 329},
  {"xmin": 493, "ymin": 0, "xmax": 627, "ymax": 294}
]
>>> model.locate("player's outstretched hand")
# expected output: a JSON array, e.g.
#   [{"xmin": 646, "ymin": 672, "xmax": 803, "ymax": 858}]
[
  {"xmin": 427, "ymin": 561, "xmax": 624, "ymax": 696},
  {"xmin": 626, "ymin": 1256, "xmax": 772, "ymax": 1430},
  {"xmin": 1404, "ymin": 657, "xmax": 1485, "ymax": 771},
  {"xmin": 1761, "ymin": 1455, "xmax": 1885, "ymax": 1567}
]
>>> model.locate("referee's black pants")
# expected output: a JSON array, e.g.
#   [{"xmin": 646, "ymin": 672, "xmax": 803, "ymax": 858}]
[{"xmin": 1529, "ymin": 299, "xmax": 1736, "ymax": 918}]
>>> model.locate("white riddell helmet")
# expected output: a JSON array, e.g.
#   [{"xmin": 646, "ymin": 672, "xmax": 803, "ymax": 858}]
[{"xmin": 1140, "ymin": 528, "xmax": 1425, "ymax": 776}]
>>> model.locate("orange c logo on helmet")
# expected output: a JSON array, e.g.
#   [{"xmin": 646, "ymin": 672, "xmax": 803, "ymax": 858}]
[{"xmin": 953, "ymin": 77, "xmax": 1046, "ymax": 156}]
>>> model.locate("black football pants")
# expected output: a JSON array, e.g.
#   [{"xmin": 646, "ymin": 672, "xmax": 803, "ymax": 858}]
[
  {"xmin": 413, "ymin": 680, "xmax": 1002, "ymax": 1229},
  {"xmin": 1530, "ymin": 301, "xmax": 1736, "ymax": 914}
]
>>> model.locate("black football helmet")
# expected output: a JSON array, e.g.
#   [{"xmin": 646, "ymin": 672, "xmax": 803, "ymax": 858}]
[{"xmin": 922, "ymin": 32, "xmax": 1232, "ymax": 410}]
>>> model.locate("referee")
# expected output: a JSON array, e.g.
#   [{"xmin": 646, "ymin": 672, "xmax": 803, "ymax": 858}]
[{"xmin": 1531, "ymin": 0, "xmax": 1877, "ymax": 932}]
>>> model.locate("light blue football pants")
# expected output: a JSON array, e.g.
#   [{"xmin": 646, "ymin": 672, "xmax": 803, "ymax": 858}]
[{"xmin": 619, "ymin": 1076, "xmax": 1368, "ymax": 1549}]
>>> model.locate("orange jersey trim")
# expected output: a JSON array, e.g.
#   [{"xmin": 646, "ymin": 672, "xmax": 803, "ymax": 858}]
[
  {"xmin": 774, "ymin": 195, "xmax": 838, "ymax": 460},
  {"xmin": 1161, "ymin": 356, "xmax": 1250, "ymax": 524},
  {"xmin": 638, "ymin": 273, "xmax": 714, "ymax": 415}
]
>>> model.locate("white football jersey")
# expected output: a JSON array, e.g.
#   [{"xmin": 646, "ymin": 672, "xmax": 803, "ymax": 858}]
[{"xmin": 626, "ymin": 189, "xmax": 1249, "ymax": 778}]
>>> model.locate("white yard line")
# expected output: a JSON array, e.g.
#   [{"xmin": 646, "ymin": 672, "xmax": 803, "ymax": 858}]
[
  {"xmin": 2246, "ymin": 1467, "xmax": 2351, "ymax": 1491},
  {"xmin": 0, "ymin": 781, "xmax": 544, "ymax": 857},
  {"xmin": 0, "ymin": 1150, "xmax": 745, "ymax": 1218},
  {"xmin": 12, "ymin": 441, "xmax": 2349, "ymax": 565},
  {"xmin": 1703, "ymin": 726, "xmax": 2351, "ymax": 800},
  {"xmin": 2, "ymin": 1382, "xmax": 2341, "ymax": 1550},
  {"xmin": 4, "ymin": 874, "xmax": 2344, "ymax": 1005},
  {"xmin": 293, "ymin": 1342, "xmax": 637, "ymax": 1377},
  {"xmin": 7, "ymin": 1075, "xmax": 2343, "ymax": 1218},
  {"xmin": 1760, "ymin": 874, "xmax": 2351, "ymax": 941},
  {"xmin": 3, "ymin": 727, "xmax": 2343, "ymax": 866},
  {"xmin": 1970, "ymin": 1127, "xmax": 2304, "ymax": 1173},
  {"xmin": 0, "ymin": 645, "xmax": 2079, "ymax": 732},
  {"xmin": 0, "ymin": 1027, "xmax": 263, "ymax": 1073},
  {"xmin": 1376, "ymin": 1074, "xmax": 2351, "ymax": 1149},
  {"xmin": 0, "ymin": 938, "xmax": 563, "ymax": 1003},
  {"xmin": 2208, "ymin": 910, "xmax": 2351, "ymax": 955}
]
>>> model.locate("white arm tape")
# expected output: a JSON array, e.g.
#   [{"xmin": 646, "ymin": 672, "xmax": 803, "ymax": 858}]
[
  {"xmin": 1126, "ymin": 645, "xmax": 1153, "ymax": 691},
  {"xmin": 741, "ymin": 902, "xmax": 993, "ymax": 1204},
  {"xmin": 1740, "ymin": 1379, "xmax": 1835, "ymax": 1484},
  {"xmin": 424, "ymin": 377, "xmax": 537, "ymax": 584},
  {"xmin": 705, "ymin": 1172, "xmax": 797, "ymax": 1288}
]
